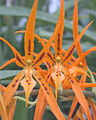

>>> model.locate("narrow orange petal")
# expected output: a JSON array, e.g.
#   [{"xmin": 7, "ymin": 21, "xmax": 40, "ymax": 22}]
[
  {"xmin": 63, "ymin": 68, "xmax": 92, "ymax": 120},
  {"xmin": 87, "ymin": 98, "xmax": 96, "ymax": 120},
  {"xmin": 80, "ymin": 83, "xmax": 96, "ymax": 88},
  {"xmin": 32, "ymin": 22, "xmax": 61, "ymax": 67},
  {"xmin": 8, "ymin": 100, "xmax": 16, "ymax": 120},
  {"xmin": 73, "ymin": 0, "xmax": 78, "ymax": 39},
  {"xmin": 0, "ymin": 37, "xmax": 25, "ymax": 67},
  {"xmin": 71, "ymin": 81, "xmax": 92, "ymax": 120},
  {"xmin": 73, "ymin": 0, "xmax": 87, "ymax": 69},
  {"xmin": 69, "ymin": 66, "xmax": 90, "ymax": 78},
  {"xmin": 62, "ymin": 82, "xmax": 96, "ymax": 89},
  {"xmin": 0, "ymin": 92, "xmax": 9, "ymax": 120},
  {"xmin": 44, "ymin": 60, "xmax": 52, "ymax": 71},
  {"xmin": 0, "ymin": 58, "xmax": 15, "ymax": 70},
  {"xmin": 54, "ymin": 0, "xmax": 64, "ymax": 58},
  {"xmin": 34, "ymin": 68, "xmax": 53, "ymax": 120},
  {"xmin": 34, "ymin": 88, "xmax": 47, "ymax": 120},
  {"xmin": 15, "ymin": 31, "xmax": 45, "ymax": 47},
  {"xmin": 46, "ymin": 51, "xmax": 56, "ymax": 65},
  {"xmin": 67, "ymin": 96, "xmax": 78, "ymax": 120},
  {"xmin": 3, "ymin": 70, "xmax": 25, "ymax": 107},
  {"xmin": 61, "ymin": 20, "xmax": 94, "ymax": 65},
  {"xmin": 72, "ymin": 84, "xmax": 92, "ymax": 120},
  {"xmin": 24, "ymin": 0, "xmax": 38, "ymax": 60},
  {"xmin": 70, "ymin": 46, "xmax": 96, "ymax": 68},
  {"xmin": 33, "ymin": 69, "xmax": 66, "ymax": 120},
  {"xmin": 6, "ymin": 98, "xmax": 16, "ymax": 120},
  {"xmin": 73, "ymin": 105, "xmax": 84, "ymax": 120}
]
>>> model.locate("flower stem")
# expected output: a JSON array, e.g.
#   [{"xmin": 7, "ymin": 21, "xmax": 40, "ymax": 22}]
[
  {"xmin": 14, "ymin": 96, "xmax": 37, "ymax": 107},
  {"xmin": 87, "ymin": 67, "xmax": 96, "ymax": 92}
]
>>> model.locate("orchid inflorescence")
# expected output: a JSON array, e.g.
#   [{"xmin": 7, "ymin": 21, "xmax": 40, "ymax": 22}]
[{"xmin": 0, "ymin": 0, "xmax": 96, "ymax": 120}]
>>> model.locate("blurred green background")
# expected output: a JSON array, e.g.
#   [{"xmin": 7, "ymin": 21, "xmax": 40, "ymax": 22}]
[{"xmin": 0, "ymin": 0, "xmax": 96, "ymax": 119}]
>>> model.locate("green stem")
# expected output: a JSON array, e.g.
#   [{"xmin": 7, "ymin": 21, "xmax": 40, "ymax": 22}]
[
  {"xmin": 87, "ymin": 67, "xmax": 96, "ymax": 92},
  {"xmin": 14, "ymin": 96, "xmax": 37, "ymax": 107}
]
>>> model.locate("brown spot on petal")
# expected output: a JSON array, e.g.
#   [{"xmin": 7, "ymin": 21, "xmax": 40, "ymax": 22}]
[
  {"xmin": 71, "ymin": 80, "xmax": 73, "ymax": 83},
  {"xmin": 38, "ymin": 78, "xmax": 41, "ymax": 80},
  {"xmin": 26, "ymin": 80, "xmax": 28, "ymax": 82},
  {"xmin": 28, "ymin": 83, "xmax": 31, "ymax": 85},
  {"xmin": 47, "ymin": 92, "xmax": 49, "ymax": 95},
  {"xmin": 28, "ymin": 40, "xmax": 31, "ymax": 52},
  {"xmin": 32, "ymin": 52, "xmax": 45, "ymax": 66},
  {"xmin": 46, "ymin": 61, "xmax": 51, "ymax": 69},
  {"xmin": 16, "ymin": 54, "xmax": 25, "ymax": 66},
  {"xmin": 57, "ymin": 34, "xmax": 60, "ymax": 52},
  {"xmin": 15, "ymin": 79, "xmax": 19, "ymax": 82},
  {"xmin": 12, "ymin": 84, "xmax": 15, "ymax": 87},
  {"xmin": 61, "ymin": 45, "xmax": 75, "ymax": 64},
  {"xmin": 44, "ymin": 87, "xmax": 47, "ymax": 91},
  {"xmin": 47, "ymin": 52, "xmax": 55, "ymax": 63}
]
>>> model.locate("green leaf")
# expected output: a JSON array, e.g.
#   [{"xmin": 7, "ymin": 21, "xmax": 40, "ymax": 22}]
[
  {"xmin": 0, "ymin": 70, "xmax": 20, "ymax": 79},
  {"xmin": 65, "ymin": 0, "xmax": 82, "ymax": 11},
  {"xmin": 83, "ymin": 9, "xmax": 96, "ymax": 16},
  {"xmin": 0, "ymin": 6, "xmax": 95, "ymax": 43},
  {"xmin": 13, "ymin": 100, "xmax": 27, "ymax": 120}
]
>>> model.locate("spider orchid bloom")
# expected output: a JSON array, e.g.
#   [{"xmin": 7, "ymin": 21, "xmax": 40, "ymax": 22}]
[
  {"xmin": 67, "ymin": 0, "xmax": 96, "ymax": 119},
  {"xmin": 0, "ymin": 0, "xmax": 66, "ymax": 119},
  {"xmin": 0, "ymin": 84, "xmax": 16, "ymax": 120},
  {"xmin": 33, "ymin": 0, "xmax": 96, "ymax": 120},
  {"xmin": 73, "ymin": 97, "xmax": 96, "ymax": 120}
]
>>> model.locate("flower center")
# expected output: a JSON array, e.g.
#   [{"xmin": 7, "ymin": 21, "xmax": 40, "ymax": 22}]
[
  {"xmin": 56, "ymin": 56, "xmax": 61, "ymax": 63},
  {"xmin": 26, "ymin": 59, "xmax": 32, "ymax": 66}
]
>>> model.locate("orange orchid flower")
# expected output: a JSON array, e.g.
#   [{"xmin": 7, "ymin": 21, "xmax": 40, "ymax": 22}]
[
  {"xmin": 0, "ymin": 0, "xmax": 66, "ymax": 119},
  {"xmin": 33, "ymin": 0, "xmax": 96, "ymax": 120}
]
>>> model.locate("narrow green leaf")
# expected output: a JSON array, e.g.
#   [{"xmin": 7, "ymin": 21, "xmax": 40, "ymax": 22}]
[
  {"xmin": 0, "ymin": 6, "xmax": 95, "ymax": 43},
  {"xmin": 0, "ymin": 70, "xmax": 20, "ymax": 79}
]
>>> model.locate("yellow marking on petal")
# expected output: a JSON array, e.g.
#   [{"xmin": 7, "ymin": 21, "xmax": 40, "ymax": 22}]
[
  {"xmin": 26, "ymin": 59, "xmax": 32, "ymax": 66},
  {"xmin": 56, "ymin": 56, "xmax": 61, "ymax": 63}
]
